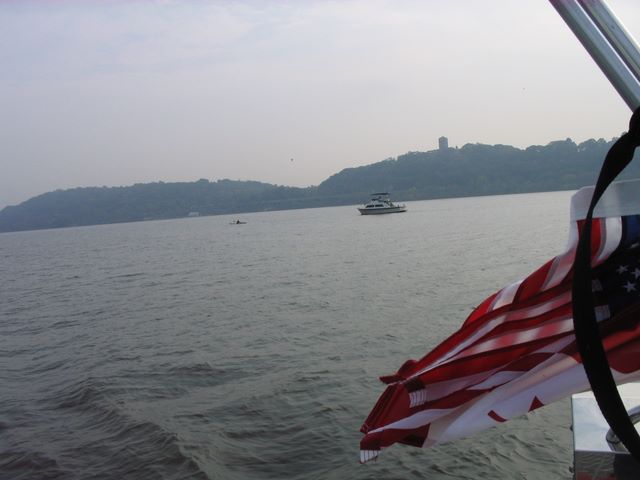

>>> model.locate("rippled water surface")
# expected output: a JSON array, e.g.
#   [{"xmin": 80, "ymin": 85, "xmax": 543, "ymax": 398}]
[{"xmin": 0, "ymin": 192, "xmax": 577, "ymax": 479}]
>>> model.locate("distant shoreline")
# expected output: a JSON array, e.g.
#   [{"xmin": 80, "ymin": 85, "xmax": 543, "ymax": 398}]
[{"xmin": 2, "ymin": 137, "xmax": 637, "ymax": 233}]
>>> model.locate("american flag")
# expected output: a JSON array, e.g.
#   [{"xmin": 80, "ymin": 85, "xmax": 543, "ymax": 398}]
[{"xmin": 360, "ymin": 181, "xmax": 640, "ymax": 463}]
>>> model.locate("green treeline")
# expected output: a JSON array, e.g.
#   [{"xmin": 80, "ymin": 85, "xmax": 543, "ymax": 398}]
[{"xmin": 2, "ymin": 137, "xmax": 639, "ymax": 233}]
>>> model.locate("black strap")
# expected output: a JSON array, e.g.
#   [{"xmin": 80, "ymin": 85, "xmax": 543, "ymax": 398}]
[{"xmin": 572, "ymin": 107, "xmax": 640, "ymax": 461}]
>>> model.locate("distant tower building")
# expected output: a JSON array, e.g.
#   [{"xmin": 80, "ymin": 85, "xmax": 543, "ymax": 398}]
[{"xmin": 438, "ymin": 136, "xmax": 449, "ymax": 150}]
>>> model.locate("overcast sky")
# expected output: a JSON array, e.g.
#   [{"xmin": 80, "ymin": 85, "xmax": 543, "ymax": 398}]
[{"xmin": 2, "ymin": 0, "xmax": 640, "ymax": 209}]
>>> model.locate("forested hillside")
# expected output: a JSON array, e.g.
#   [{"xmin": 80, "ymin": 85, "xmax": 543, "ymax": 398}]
[
  {"xmin": 317, "ymin": 138, "xmax": 631, "ymax": 201},
  {"xmin": 2, "ymin": 137, "xmax": 638, "ymax": 232}
]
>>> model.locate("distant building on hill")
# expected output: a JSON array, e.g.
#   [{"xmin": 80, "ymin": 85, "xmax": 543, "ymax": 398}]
[{"xmin": 439, "ymin": 136, "xmax": 449, "ymax": 150}]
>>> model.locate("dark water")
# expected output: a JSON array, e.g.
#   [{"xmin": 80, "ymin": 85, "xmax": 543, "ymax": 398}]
[{"xmin": 1, "ymin": 192, "xmax": 577, "ymax": 479}]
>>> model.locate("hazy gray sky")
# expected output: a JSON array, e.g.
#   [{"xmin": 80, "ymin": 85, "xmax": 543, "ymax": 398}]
[{"xmin": 2, "ymin": 0, "xmax": 640, "ymax": 209}]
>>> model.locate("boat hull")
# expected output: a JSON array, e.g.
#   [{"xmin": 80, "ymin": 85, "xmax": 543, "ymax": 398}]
[{"xmin": 358, "ymin": 206, "xmax": 407, "ymax": 215}]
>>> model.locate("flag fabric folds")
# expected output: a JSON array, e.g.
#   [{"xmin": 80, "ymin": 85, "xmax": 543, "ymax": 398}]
[{"xmin": 360, "ymin": 179, "xmax": 640, "ymax": 463}]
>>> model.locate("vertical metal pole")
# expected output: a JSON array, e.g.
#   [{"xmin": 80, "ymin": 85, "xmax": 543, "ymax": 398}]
[{"xmin": 549, "ymin": 0, "xmax": 640, "ymax": 110}]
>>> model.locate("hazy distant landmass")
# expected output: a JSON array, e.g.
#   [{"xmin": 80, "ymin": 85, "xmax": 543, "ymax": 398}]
[{"xmin": 2, "ymin": 137, "xmax": 639, "ymax": 233}]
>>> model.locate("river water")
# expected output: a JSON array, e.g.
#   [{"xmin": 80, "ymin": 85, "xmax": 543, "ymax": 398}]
[{"xmin": 0, "ymin": 191, "xmax": 577, "ymax": 479}]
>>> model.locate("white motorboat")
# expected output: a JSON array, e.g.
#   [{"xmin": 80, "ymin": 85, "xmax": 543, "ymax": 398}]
[{"xmin": 357, "ymin": 193, "xmax": 406, "ymax": 215}]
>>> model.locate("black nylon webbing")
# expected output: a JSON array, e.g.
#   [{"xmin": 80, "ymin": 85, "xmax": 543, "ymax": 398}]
[{"xmin": 572, "ymin": 107, "xmax": 640, "ymax": 461}]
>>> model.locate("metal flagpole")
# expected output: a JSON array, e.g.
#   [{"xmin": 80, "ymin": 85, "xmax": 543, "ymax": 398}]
[
  {"xmin": 549, "ymin": 0, "xmax": 640, "ymax": 111},
  {"xmin": 550, "ymin": 0, "xmax": 640, "ymax": 472},
  {"xmin": 578, "ymin": 0, "xmax": 640, "ymax": 83}
]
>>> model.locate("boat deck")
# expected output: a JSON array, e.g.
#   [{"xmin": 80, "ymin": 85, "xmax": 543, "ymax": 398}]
[{"xmin": 572, "ymin": 383, "xmax": 640, "ymax": 479}]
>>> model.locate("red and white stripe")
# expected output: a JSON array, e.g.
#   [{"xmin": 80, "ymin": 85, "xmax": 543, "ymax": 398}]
[{"xmin": 360, "ymin": 183, "xmax": 640, "ymax": 462}]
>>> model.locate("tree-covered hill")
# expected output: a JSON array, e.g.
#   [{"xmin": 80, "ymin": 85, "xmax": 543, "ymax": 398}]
[
  {"xmin": 0, "ymin": 179, "xmax": 328, "ymax": 233},
  {"xmin": 317, "ymin": 138, "xmax": 633, "ymax": 200},
  {"xmin": 2, "ymin": 137, "xmax": 639, "ymax": 233}
]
